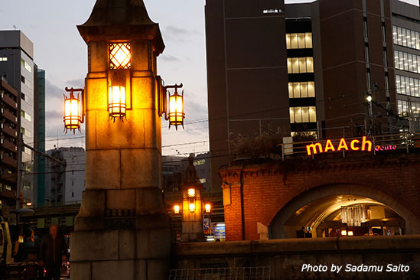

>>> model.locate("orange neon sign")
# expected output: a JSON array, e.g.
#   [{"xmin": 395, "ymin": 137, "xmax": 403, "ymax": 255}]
[{"xmin": 306, "ymin": 136, "xmax": 373, "ymax": 156}]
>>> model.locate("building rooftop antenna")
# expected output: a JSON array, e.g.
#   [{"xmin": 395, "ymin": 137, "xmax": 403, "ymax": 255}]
[{"xmin": 13, "ymin": 25, "xmax": 17, "ymax": 30}]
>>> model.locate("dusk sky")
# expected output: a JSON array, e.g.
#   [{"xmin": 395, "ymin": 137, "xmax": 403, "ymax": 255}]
[{"xmin": 0, "ymin": 0, "xmax": 417, "ymax": 156}]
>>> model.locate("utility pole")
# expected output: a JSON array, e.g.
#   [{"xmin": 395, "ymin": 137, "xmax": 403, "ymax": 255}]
[{"xmin": 16, "ymin": 135, "xmax": 23, "ymax": 210}]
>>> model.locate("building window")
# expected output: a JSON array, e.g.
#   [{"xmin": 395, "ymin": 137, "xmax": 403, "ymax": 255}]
[
  {"xmin": 394, "ymin": 50, "xmax": 420, "ymax": 74},
  {"xmin": 398, "ymin": 100, "xmax": 420, "ymax": 119},
  {"xmin": 23, "ymin": 181, "xmax": 31, "ymax": 190},
  {"xmin": 21, "ymin": 76, "xmax": 25, "ymax": 84},
  {"xmin": 0, "ymin": 57, "xmax": 7, "ymax": 62},
  {"xmin": 21, "ymin": 110, "xmax": 32, "ymax": 122},
  {"xmin": 193, "ymin": 159, "xmax": 205, "ymax": 166},
  {"xmin": 393, "ymin": 26, "xmax": 420, "ymax": 50},
  {"xmin": 21, "ymin": 59, "xmax": 32, "ymax": 73},
  {"xmin": 396, "ymin": 75, "xmax": 420, "ymax": 97},
  {"xmin": 288, "ymin": 82, "xmax": 315, "ymax": 98},
  {"xmin": 290, "ymin": 106, "xmax": 317, "ymax": 123},
  {"xmin": 286, "ymin": 33, "xmax": 313, "ymax": 49},
  {"xmin": 287, "ymin": 57, "xmax": 314, "ymax": 74}
]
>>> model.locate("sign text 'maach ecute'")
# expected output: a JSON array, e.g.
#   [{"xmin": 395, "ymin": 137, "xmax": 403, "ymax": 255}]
[{"xmin": 306, "ymin": 136, "xmax": 373, "ymax": 156}]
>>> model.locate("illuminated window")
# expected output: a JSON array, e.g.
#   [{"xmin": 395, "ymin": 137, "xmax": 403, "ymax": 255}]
[
  {"xmin": 288, "ymin": 82, "xmax": 315, "ymax": 98},
  {"xmin": 109, "ymin": 43, "xmax": 131, "ymax": 70},
  {"xmin": 286, "ymin": 33, "xmax": 312, "ymax": 49},
  {"xmin": 290, "ymin": 106, "xmax": 317, "ymax": 123},
  {"xmin": 287, "ymin": 57, "xmax": 314, "ymax": 74},
  {"xmin": 193, "ymin": 159, "xmax": 205, "ymax": 166},
  {"xmin": 0, "ymin": 57, "xmax": 7, "ymax": 62},
  {"xmin": 398, "ymin": 100, "xmax": 420, "ymax": 119},
  {"xmin": 394, "ymin": 50, "xmax": 420, "ymax": 74},
  {"xmin": 393, "ymin": 26, "xmax": 420, "ymax": 50},
  {"xmin": 21, "ymin": 59, "xmax": 32, "ymax": 73}
]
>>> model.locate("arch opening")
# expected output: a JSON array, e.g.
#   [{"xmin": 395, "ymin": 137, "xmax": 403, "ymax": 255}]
[{"xmin": 269, "ymin": 184, "xmax": 420, "ymax": 239}]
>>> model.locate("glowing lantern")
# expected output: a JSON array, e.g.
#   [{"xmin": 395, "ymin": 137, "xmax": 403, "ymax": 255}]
[
  {"xmin": 63, "ymin": 88, "xmax": 84, "ymax": 133},
  {"xmin": 205, "ymin": 203, "xmax": 211, "ymax": 213},
  {"xmin": 163, "ymin": 84, "xmax": 185, "ymax": 130},
  {"xmin": 189, "ymin": 202, "xmax": 196, "ymax": 213},
  {"xmin": 173, "ymin": 204, "xmax": 180, "ymax": 215},
  {"xmin": 187, "ymin": 188, "xmax": 196, "ymax": 197},
  {"xmin": 108, "ymin": 86, "xmax": 126, "ymax": 120},
  {"xmin": 168, "ymin": 90, "xmax": 184, "ymax": 129}
]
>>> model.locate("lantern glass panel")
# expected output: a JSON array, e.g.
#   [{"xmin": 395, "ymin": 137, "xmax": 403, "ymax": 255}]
[
  {"xmin": 205, "ymin": 203, "xmax": 211, "ymax": 213},
  {"xmin": 187, "ymin": 188, "xmax": 196, "ymax": 197},
  {"xmin": 189, "ymin": 202, "xmax": 195, "ymax": 213},
  {"xmin": 64, "ymin": 96, "xmax": 81, "ymax": 130},
  {"xmin": 169, "ymin": 93, "xmax": 184, "ymax": 126},
  {"xmin": 108, "ymin": 86, "xmax": 127, "ymax": 119},
  {"xmin": 110, "ymin": 43, "xmax": 131, "ymax": 69}
]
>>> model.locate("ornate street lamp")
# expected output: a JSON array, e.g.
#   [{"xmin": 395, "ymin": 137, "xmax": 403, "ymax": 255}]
[
  {"xmin": 162, "ymin": 83, "xmax": 185, "ymax": 129},
  {"xmin": 63, "ymin": 87, "xmax": 84, "ymax": 133},
  {"xmin": 108, "ymin": 85, "xmax": 126, "ymax": 121},
  {"xmin": 205, "ymin": 203, "xmax": 211, "ymax": 214},
  {"xmin": 173, "ymin": 204, "xmax": 180, "ymax": 215}
]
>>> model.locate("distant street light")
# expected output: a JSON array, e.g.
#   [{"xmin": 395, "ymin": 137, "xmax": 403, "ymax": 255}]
[
  {"xmin": 205, "ymin": 203, "xmax": 211, "ymax": 213},
  {"xmin": 173, "ymin": 204, "xmax": 180, "ymax": 215}
]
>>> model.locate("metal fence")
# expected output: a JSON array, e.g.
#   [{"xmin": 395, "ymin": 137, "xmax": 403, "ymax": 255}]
[{"xmin": 169, "ymin": 267, "xmax": 271, "ymax": 280}]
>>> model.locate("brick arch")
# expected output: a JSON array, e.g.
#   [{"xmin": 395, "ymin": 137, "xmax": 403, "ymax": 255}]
[
  {"xmin": 269, "ymin": 183, "xmax": 420, "ymax": 239},
  {"xmin": 265, "ymin": 172, "xmax": 394, "ymax": 226}
]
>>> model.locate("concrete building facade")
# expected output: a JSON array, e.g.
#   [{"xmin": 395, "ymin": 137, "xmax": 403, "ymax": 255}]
[
  {"xmin": 0, "ymin": 78, "xmax": 19, "ymax": 208},
  {"xmin": 45, "ymin": 147, "xmax": 86, "ymax": 206}
]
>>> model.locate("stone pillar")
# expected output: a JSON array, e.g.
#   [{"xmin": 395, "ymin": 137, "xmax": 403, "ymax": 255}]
[
  {"xmin": 70, "ymin": 1, "xmax": 171, "ymax": 279},
  {"xmin": 180, "ymin": 155, "xmax": 205, "ymax": 242}
]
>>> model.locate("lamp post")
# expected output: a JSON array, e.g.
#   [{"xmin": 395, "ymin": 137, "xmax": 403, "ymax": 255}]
[
  {"xmin": 69, "ymin": 1, "xmax": 185, "ymax": 279},
  {"xmin": 180, "ymin": 155, "xmax": 205, "ymax": 242}
]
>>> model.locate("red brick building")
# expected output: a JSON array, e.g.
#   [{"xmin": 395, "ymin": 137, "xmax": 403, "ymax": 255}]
[{"xmin": 220, "ymin": 149, "xmax": 420, "ymax": 241}]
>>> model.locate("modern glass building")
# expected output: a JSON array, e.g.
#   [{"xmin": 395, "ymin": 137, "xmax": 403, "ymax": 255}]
[
  {"xmin": 0, "ymin": 31, "xmax": 38, "ymax": 207},
  {"xmin": 35, "ymin": 68, "xmax": 46, "ymax": 206}
]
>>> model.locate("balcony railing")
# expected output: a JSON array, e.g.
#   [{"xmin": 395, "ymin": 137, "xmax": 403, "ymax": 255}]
[
  {"xmin": 1, "ymin": 156, "xmax": 17, "ymax": 168},
  {"xmin": 0, "ymin": 93, "xmax": 17, "ymax": 109},
  {"xmin": 1, "ymin": 172, "xmax": 17, "ymax": 183},
  {"xmin": 1, "ymin": 124, "xmax": 18, "ymax": 138},
  {"xmin": 2, "ymin": 110, "xmax": 18, "ymax": 124},
  {"xmin": 1, "ymin": 138, "xmax": 17, "ymax": 153}
]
